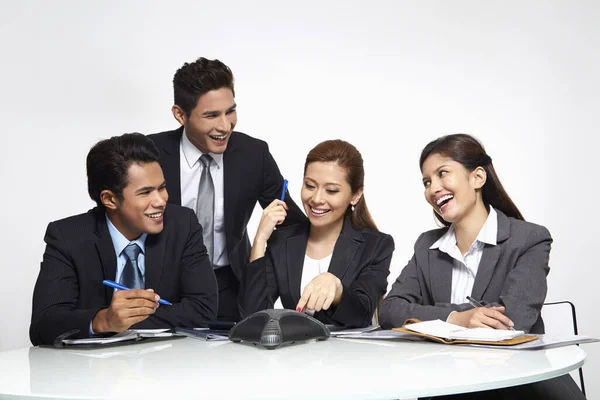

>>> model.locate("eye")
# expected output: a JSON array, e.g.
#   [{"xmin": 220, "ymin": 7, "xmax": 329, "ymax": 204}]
[
  {"xmin": 226, "ymin": 108, "xmax": 237, "ymax": 114},
  {"xmin": 439, "ymin": 170, "xmax": 448, "ymax": 178},
  {"xmin": 326, "ymin": 189, "xmax": 339, "ymax": 194},
  {"xmin": 304, "ymin": 183, "xmax": 315, "ymax": 190},
  {"xmin": 422, "ymin": 180, "xmax": 431, "ymax": 188}
]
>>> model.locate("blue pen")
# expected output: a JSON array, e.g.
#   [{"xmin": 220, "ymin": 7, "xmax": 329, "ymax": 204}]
[
  {"xmin": 280, "ymin": 179, "xmax": 288, "ymax": 201},
  {"xmin": 102, "ymin": 280, "xmax": 172, "ymax": 305}
]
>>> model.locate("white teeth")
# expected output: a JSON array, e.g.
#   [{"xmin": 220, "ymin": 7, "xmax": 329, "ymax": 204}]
[
  {"xmin": 311, "ymin": 208, "xmax": 328, "ymax": 214},
  {"xmin": 436, "ymin": 194, "xmax": 454, "ymax": 206},
  {"xmin": 211, "ymin": 134, "xmax": 227, "ymax": 140},
  {"xmin": 147, "ymin": 212, "xmax": 162, "ymax": 219}
]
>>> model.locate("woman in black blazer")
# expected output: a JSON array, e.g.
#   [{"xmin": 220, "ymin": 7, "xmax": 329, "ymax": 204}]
[
  {"xmin": 379, "ymin": 134, "xmax": 584, "ymax": 400},
  {"xmin": 239, "ymin": 139, "xmax": 394, "ymax": 328}
]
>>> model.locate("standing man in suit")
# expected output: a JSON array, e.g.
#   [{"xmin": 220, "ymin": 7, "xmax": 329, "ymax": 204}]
[
  {"xmin": 148, "ymin": 57, "xmax": 306, "ymax": 321},
  {"xmin": 30, "ymin": 133, "xmax": 218, "ymax": 346}
]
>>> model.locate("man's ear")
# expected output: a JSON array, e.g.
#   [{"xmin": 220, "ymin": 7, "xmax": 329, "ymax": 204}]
[
  {"xmin": 471, "ymin": 166, "xmax": 487, "ymax": 190},
  {"xmin": 172, "ymin": 105, "xmax": 187, "ymax": 126},
  {"xmin": 100, "ymin": 190, "xmax": 119, "ymax": 210},
  {"xmin": 351, "ymin": 187, "xmax": 364, "ymax": 206}
]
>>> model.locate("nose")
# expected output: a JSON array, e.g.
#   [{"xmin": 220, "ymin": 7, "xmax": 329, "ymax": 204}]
[
  {"xmin": 152, "ymin": 189, "xmax": 168, "ymax": 208},
  {"xmin": 429, "ymin": 177, "xmax": 442, "ymax": 194},
  {"xmin": 312, "ymin": 189, "xmax": 326, "ymax": 204},
  {"xmin": 216, "ymin": 114, "xmax": 232, "ymax": 133}
]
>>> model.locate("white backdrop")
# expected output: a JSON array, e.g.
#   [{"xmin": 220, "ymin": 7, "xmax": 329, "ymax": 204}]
[{"xmin": 1, "ymin": 0, "xmax": 598, "ymax": 397}]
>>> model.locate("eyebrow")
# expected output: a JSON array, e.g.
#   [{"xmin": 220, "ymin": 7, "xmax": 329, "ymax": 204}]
[
  {"xmin": 202, "ymin": 103, "xmax": 237, "ymax": 117},
  {"xmin": 422, "ymin": 165, "xmax": 451, "ymax": 183},
  {"xmin": 135, "ymin": 181, "xmax": 167, "ymax": 194},
  {"xmin": 304, "ymin": 178, "xmax": 343, "ymax": 187}
]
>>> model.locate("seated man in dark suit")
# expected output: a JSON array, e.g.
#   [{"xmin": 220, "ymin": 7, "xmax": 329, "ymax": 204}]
[
  {"xmin": 147, "ymin": 57, "xmax": 306, "ymax": 321},
  {"xmin": 30, "ymin": 133, "xmax": 218, "ymax": 346}
]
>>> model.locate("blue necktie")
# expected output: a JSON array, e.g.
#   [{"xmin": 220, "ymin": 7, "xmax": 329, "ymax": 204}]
[{"xmin": 120, "ymin": 243, "xmax": 143, "ymax": 289}]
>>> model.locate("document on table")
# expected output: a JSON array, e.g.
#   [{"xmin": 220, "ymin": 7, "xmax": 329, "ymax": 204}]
[
  {"xmin": 404, "ymin": 320, "xmax": 525, "ymax": 342},
  {"xmin": 327, "ymin": 325, "xmax": 380, "ymax": 337},
  {"xmin": 61, "ymin": 329, "xmax": 174, "ymax": 346},
  {"xmin": 466, "ymin": 333, "xmax": 600, "ymax": 350},
  {"xmin": 175, "ymin": 327, "xmax": 229, "ymax": 341}
]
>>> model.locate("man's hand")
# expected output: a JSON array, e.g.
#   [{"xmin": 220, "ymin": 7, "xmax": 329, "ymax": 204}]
[
  {"xmin": 448, "ymin": 306, "xmax": 514, "ymax": 330},
  {"xmin": 92, "ymin": 289, "xmax": 160, "ymax": 333},
  {"xmin": 296, "ymin": 272, "xmax": 343, "ymax": 312}
]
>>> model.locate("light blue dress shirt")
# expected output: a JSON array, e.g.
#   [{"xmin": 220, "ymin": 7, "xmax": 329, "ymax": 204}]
[
  {"xmin": 89, "ymin": 216, "xmax": 148, "ymax": 335},
  {"xmin": 106, "ymin": 215, "xmax": 147, "ymax": 285}
]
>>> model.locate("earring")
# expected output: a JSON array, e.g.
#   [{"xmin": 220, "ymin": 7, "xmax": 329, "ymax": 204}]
[{"xmin": 351, "ymin": 204, "xmax": 355, "ymax": 212}]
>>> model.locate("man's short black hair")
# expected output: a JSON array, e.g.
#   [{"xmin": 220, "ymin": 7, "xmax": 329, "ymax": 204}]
[
  {"xmin": 86, "ymin": 133, "xmax": 160, "ymax": 207},
  {"xmin": 173, "ymin": 57, "xmax": 235, "ymax": 117}
]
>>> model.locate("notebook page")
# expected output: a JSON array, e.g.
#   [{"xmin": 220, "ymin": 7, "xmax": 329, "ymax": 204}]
[{"xmin": 404, "ymin": 319, "xmax": 524, "ymax": 342}]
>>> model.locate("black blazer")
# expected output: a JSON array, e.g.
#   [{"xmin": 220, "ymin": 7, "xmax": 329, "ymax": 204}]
[
  {"xmin": 240, "ymin": 219, "xmax": 395, "ymax": 328},
  {"xmin": 148, "ymin": 127, "xmax": 307, "ymax": 280},
  {"xmin": 30, "ymin": 205, "xmax": 218, "ymax": 346},
  {"xmin": 379, "ymin": 209, "xmax": 552, "ymax": 333}
]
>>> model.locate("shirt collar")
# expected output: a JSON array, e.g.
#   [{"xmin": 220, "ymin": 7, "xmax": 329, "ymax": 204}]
[
  {"xmin": 181, "ymin": 128, "xmax": 224, "ymax": 169},
  {"xmin": 430, "ymin": 205, "xmax": 498, "ymax": 250},
  {"xmin": 106, "ymin": 214, "xmax": 147, "ymax": 257}
]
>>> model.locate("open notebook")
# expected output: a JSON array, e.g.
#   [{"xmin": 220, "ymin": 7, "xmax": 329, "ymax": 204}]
[
  {"xmin": 393, "ymin": 319, "xmax": 538, "ymax": 346},
  {"xmin": 405, "ymin": 320, "xmax": 524, "ymax": 341}
]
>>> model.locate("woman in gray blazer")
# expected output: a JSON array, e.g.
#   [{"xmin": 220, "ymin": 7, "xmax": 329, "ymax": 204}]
[
  {"xmin": 239, "ymin": 140, "xmax": 394, "ymax": 328},
  {"xmin": 379, "ymin": 134, "xmax": 584, "ymax": 399}
]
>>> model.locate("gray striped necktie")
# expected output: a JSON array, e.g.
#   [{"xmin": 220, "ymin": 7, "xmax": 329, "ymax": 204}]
[
  {"xmin": 120, "ymin": 243, "xmax": 143, "ymax": 289},
  {"xmin": 197, "ymin": 154, "xmax": 215, "ymax": 264}
]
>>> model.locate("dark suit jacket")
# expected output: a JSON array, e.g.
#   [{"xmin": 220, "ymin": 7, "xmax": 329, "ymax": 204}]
[
  {"xmin": 379, "ymin": 209, "xmax": 552, "ymax": 333},
  {"xmin": 30, "ymin": 205, "xmax": 218, "ymax": 346},
  {"xmin": 240, "ymin": 219, "xmax": 395, "ymax": 328},
  {"xmin": 148, "ymin": 127, "xmax": 307, "ymax": 280}
]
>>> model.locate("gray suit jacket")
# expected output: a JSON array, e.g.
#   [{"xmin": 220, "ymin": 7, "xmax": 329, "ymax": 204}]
[{"xmin": 379, "ymin": 209, "xmax": 551, "ymax": 333}]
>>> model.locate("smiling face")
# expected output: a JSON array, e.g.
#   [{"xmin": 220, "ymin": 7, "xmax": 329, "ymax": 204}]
[
  {"xmin": 103, "ymin": 162, "xmax": 169, "ymax": 241},
  {"xmin": 421, "ymin": 153, "xmax": 486, "ymax": 225},
  {"xmin": 172, "ymin": 87, "xmax": 237, "ymax": 154},
  {"xmin": 301, "ymin": 161, "xmax": 363, "ymax": 231}
]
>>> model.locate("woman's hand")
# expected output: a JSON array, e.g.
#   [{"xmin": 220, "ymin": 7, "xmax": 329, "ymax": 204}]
[
  {"xmin": 250, "ymin": 199, "xmax": 288, "ymax": 262},
  {"xmin": 296, "ymin": 272, "xmax": 343, "ymax": 312},
  {"xmin": 448, "ymin": 306, "xmax": 515, "ymax": 330}
]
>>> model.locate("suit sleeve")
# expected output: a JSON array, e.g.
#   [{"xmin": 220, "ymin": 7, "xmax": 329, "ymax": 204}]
[
  {"xmin": 259, "ymin": 143, "xmax": 306, "ymax": 226},
  {"xmin": 134, "ymin": 211, "xmax": 218, "ymax": 329},
  {"xmin": 319, "ymin": 234, "xmax": 395, "ymax": 328},
  {"xmin": 238, "ymin": 249, "xmax": 280, "ymax": 318},
  {"xmin": 496, "ymin": 226, "xmax": 551, "ymax": 332},
  {"xmin": 30, "ymin": 223, "xmax": 104, "ymax": 346},
  {"xmin": 378, "ymin": 234, "xmax": 468, "ymax": 329}
]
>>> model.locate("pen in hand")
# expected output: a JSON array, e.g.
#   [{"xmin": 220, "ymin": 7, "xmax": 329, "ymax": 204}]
[
  {"xmin": 102, "ymin": 280, "xmax": 172, "ymax": 306},
  {"xmin": 280, "ymin": 179, "xmax": 289, "ymax": 201},
  {"xmin": 466, "ymin": 295, "xmax": 515, "ymax": 330}
]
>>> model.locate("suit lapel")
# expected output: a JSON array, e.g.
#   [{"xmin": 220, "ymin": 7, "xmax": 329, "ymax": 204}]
[
  {"xmin": 471, "ymin": 210, "xmax": 510, "ymax": 299},
  {"xmin": 94, "ymin": 211, "xmax": 118, "ymax": 303},
  {"xmin": 223, "ymin": 133, "xmax": 240, "ymax": 250},
  {"xmin": 160, "ymin": 127, "xmax": 183, "ymax": 206},
  {"xmin": 428, "ymin": 250, "xmax": 454, "ymax": 303},
  {"xmin": 328, "ymin": 220, "xmax": 363, "ymax": 281},
  {"xmin": 287, "ymin": 233, "xmax": 308, "ymax": 305},
  {"xmin": 144, "ymin": 231, "xmax": 165, "ymax": 292}
]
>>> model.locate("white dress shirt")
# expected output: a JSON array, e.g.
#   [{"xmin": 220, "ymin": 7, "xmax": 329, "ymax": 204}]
[
  {"xmin": 180, "ymin": 130, "xmax": 228, "ymax": 267},
  {"xmin": 273, "ymin": 253, "xmax": 333, "ymax": 310},
  {"xmin": 429, "ymin": 206, "xmax": 498, "ymax": 305}
]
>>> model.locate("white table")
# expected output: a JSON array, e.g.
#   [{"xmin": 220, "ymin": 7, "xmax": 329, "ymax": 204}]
[{"xmin": 0, "ymin": 337, "xmax": 586, "ymax": 399}]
